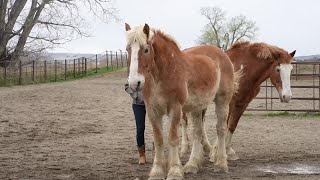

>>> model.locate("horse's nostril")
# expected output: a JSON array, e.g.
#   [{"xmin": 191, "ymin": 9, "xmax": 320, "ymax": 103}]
[{"xmin": 137, "ymin": 81, "xmax": 141, "ymax": 86}]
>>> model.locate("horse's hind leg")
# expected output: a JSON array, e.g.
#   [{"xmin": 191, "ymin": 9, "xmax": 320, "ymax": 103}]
[
  {"xmin": 200, "ymin": 108, "xmax": 211, "ymax": 154},
  {"xmin": 180, "ymin": 112, "xmax": 189, "ymax": 157},
  {"xmin": 212, "ymin": 95, "xmax": 230, "ymax": 172},
  {"xmin": 148, "ymin": 109, "xmax": 166, "ymax": 180},
  {"xmin": 183, "ymin": 111, "xmax": 204, "ymax": 174}
]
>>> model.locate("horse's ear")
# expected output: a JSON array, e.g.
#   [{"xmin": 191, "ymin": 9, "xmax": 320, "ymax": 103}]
[
  {"xmin": 290, "ymin": 50, "xmax": 296, "ymax": 57},
  {"xmin": 125, "ymin": 23, "xmax": 131, "ymax": 31},
  {"xmin": 143, "ymin": 23, "xmax": 150, "ymax": 39}
]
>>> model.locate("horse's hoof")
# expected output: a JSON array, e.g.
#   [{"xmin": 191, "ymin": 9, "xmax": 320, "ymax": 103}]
[
  {"xmin": 148, "ymin": 176, "xmax": 165, "ymax": 180},
  {"xmin": 183, "ymin": 163, "xmax": 198, "ymax": 174},
  {"xmin": 179, "ymin": 150, "xmax": 187, "ymax": 157},
  {"xmin": 203, "ymin": 145, "xmax": 211, "ymax": 154},
  {"xmin": 209, "ymin": 153, "xmax": 217, "ymax": 163},
  {"xmin": 227, "ymin": 148, "xmax": 239, "ymax": 161},
  {"xmin": 214, "ymin": 164, "xmax": 228, "ymax": 173},
  {"xmin": 166, "ymin": 175, "xmax": 183, "ymax": 180},
  {"xmin": 227, "ymin": 153, "xmax": 239, "ymax": 161}
]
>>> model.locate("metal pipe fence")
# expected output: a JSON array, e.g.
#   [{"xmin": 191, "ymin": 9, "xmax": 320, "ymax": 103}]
[
  {"xmin": 0, "ymin": 50, "xmax": 128, "ymax": 86},
  {"xmin": 247, "ymin": 61, "xmax": 320, "ymax": 112}
]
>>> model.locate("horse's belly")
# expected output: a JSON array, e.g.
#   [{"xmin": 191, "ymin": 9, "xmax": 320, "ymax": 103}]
[{"xmin": 182, "ymin": 91, "xmax": 214, "ymax": 112}]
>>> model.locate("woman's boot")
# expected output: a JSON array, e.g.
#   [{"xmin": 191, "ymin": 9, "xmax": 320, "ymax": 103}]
[{"xmin": 138, "ymin": 145, "xmax": 146, "ymax": 165}]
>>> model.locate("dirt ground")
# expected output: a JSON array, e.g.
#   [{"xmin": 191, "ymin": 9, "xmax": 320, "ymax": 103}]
[{"xmin": 0, "ymin": 71, "xmax": 319, "ymax": 180}]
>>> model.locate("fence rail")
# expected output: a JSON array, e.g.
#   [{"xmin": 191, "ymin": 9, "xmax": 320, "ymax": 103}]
[
  {"xmin": 0, "ymin": 50, "xmax": 128, "ymax": 86},
  {"xmin": 1, "ymin": 53, "xmax": 319, "ymax": 112},
  {"xmin": 247, "ymin": 61, "xmax": 320, "ymax": 112}
]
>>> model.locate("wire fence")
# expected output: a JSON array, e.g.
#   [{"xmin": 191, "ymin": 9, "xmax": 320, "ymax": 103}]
[
  {"xmin": 247, "ymin": 61, "xmax": 320, "ymax": 112},
  {"xmin": 1, "ymin": 52, "xmax": 319, "ymax": 112},
  {"xmin": 0, "ymin": 50, "xmax": 128, "ymax": 86}
]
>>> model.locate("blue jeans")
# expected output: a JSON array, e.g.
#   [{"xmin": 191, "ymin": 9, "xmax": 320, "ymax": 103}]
[{"xmin": 132, "ymin": 104, "xmax": 146, "ymax": 148}]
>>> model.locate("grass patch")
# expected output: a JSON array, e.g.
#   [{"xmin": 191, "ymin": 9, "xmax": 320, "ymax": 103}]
[
  {"xmin": 266, "ymin": 111, "xmax": 291, "ymax": 117},
  {"xmin": 242, "ymin": 113, "xmax": 254, "ymax": 117},
  {"xmin": 0, "ymin": 66, "xmax": 126, "ymax": 87},
  {"xmin": 264, "ymin": 111, "xmax": 320, "ymax": 118}
]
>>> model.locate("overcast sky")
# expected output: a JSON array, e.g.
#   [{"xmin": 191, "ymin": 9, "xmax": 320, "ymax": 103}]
[{"xmin": 51, "ymin": 0, "xmax": 320, "ymax": 56}]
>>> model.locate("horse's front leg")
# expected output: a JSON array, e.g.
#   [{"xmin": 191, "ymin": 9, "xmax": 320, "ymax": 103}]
[
  {"xmin": 167, "ymin": 104, "xmax": 183, "ymax": 180},
  {"xmin": 148, "ymin": 108, "xmax": 166, "ymax": 180}
]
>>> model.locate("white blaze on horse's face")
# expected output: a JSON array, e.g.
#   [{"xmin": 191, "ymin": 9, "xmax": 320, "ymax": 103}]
[
  {"xmin": 128, "ymin": 42, "xmax": 145, "ymax": 91},
  {"xmin": 277, "ymin": 64, "xmax": 293, "ymax": 103}
]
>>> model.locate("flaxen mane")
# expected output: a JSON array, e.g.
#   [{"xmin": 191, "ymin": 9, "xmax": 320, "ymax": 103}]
[
  {"xmin": 230, "ymin": 41, "xmax": 289, "ymax": 60},
  {"xmin": 126, "ymin": 25, "xmax": 181, "ymax": 49}
]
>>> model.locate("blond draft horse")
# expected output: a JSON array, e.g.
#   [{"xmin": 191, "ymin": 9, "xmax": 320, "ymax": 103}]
[
  {"xmin": 125, "ymin": 23, "xmax": 237, "ymax": 179},
  {"xmin": 180, "ymin": 42, "xmax": 296, "ymax": 161}
]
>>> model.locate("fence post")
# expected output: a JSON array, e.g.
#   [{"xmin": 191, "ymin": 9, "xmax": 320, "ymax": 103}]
[
  {"xmin": 271, "ymin": 83, "xmax": 273, "ymax": 110},
  {"xmin": 120, "ymin": 51, "xmax": 123, "ymax": 67},
  {"xmin": 96, "ymin": 54, "xmax": 98, "ymax": 73},
  {"xmin": 78, "ymin": 59, "xmax": 80, "ymax": 76},
  {"xmin": 116, "ymin": 51, "xmax": 118, "ymax": 69},
  {"xmin": 106, "ymin": 51, "xmax": 109, "ymax": 71},
  {"xmin": 19, "ymin": 60, "xmax": 22, "ymax": 85},
  {"xmin": 313, "ymin": 64, "xmax": 315, "ymax": 111},
  {"xmin": 85, "ymin": 58, "xmax": 87, "ymax": 75},
  {"xmin": 65, "ymin": 59, "xmax": 67, "ymax": 80},
  {"xmin": 73, "ymin": 59, "xmax": 76, "ymax": 78},
  {"xmin": 44, "ymin": 60, "xmax": 47, "ymax": 82},
  {"xmin": 295, "ymin": 63, "xmax": 298, "ymax": 80},
  {"xmin": 4, "ymin": 60, "xmax": 6, "ymax": 85},
  {"xmin": 265, "ymin": 80, "xmax": 268, "ymax": 110},
  {"xmin": 55, "ymin": 60, "xmax": 57, "ymax": 82},
  {"xmin": 110, "ymin": 51, "xmax": 113, "ymax": 71},
  {"xmin": 126, "ymin": 52, "xmax": 129, "ymax": 75},
  {"xmin": 32, "ymin": 60, "xmax": 35, "ymax": 83}
]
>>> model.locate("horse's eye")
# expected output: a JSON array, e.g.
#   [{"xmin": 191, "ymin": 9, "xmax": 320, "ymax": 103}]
[{"xmin": 144, "ymin": 48, "xmax": 149, "ymax": 54}]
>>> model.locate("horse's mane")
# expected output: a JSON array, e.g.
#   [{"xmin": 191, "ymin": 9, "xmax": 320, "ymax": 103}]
[
  {"xmin": 230, "ymin": 41, "xmax": 288, "ymax": 60},
  {"xmin": 126, "ymin": 25, "xmax": 181, "ymax": 49},
  {"xmin": 155, "ymin": 30, "xmax": 181, "ymax": 49}
]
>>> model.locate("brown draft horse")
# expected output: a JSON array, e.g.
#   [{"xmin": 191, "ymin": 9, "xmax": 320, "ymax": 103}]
[
  {"xmin": 181, "ymin": 41, "xmax": 296, "ymax": 161},
  {"xmin": 125, "ymin": 23, "xmax": 238, "ymax": 179}
]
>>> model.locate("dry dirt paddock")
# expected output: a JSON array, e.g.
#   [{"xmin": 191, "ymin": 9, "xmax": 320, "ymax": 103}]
[{"xmin": 0, "ymin": 71, "xmax": 319, "ymax": 180}]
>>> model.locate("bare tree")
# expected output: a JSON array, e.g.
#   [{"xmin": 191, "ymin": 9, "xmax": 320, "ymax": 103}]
[
  {"xmin": 197, "ymin": 6, "xmax": 258, "ymax": 50},
  {"xmin": 0, "ymin": 0, "xmax": 119, "ymax": 66}
]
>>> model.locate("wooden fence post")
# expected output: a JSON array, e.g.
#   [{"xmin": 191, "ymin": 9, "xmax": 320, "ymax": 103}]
[
  {"xmin": 65, "ymin": 59, "xmax": 67, "ymax": 80},
  {"xmin": 106, "ymin": 51, "xmax": 109, "ymax": 70},
  {"xmin": 96, "ymin": 54, "xmax": 98, "ymax": 73},
  {"xmin": 32, "ymin": 60, "xmax": 35, "ymax": 82},
  {"xmin": 55, "ymin": 60, "xmax": 57, "ymax": 82},
  {"xmin": 116, "ymin": 51, "xmax": 118, "ymax": 69},
  {"xmin": 19, "ymin": 60, "xmax": 22, "ymax": 85},
  {"xmin": 44, "ymin": 60, "xmax": 47, "ymax": 82},
  {"xmin": 110, "ymin": 51, "xmax": 113, "ymax": 71},
  {"xmin": 85, "ymin": 58, "xmax": 87, "ymax": 75}
]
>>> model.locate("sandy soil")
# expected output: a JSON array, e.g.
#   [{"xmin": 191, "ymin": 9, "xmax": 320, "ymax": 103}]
[{"xmin": 0, "ymin": 71, "xmax": 319, "ymax": 180}]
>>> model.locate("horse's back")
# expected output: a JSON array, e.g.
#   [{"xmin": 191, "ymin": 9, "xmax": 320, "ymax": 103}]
[{"xmin": 183, "ymin": 45, "xmax": 235, "ymax": 97}]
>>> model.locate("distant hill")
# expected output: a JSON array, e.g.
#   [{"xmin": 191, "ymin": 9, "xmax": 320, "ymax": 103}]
[
  {"xmin": 45, "ymin": 53, "xmax": 96, "ymax": 60},
  {"xmin": 294, "ymin": 55, "xmax": 320, "ymax": 61},
  {"xmin": 44, "ymin": 52, "xmax": 320, "ymax": 62}
]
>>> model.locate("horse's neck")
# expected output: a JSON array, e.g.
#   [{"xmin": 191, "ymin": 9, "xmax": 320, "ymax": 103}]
[
  {"xmin": 150, "ymin": 36, "xmax": 183, "ymax": 81},
  {"xmin": 237, "ymin": 57, "xmax": 273, "ymax": 90}
]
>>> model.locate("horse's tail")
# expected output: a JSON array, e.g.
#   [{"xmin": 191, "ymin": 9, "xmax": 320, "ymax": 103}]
[{"xmin": 233, "ymin": 66, "xmax": 243, "ymax": 94}]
